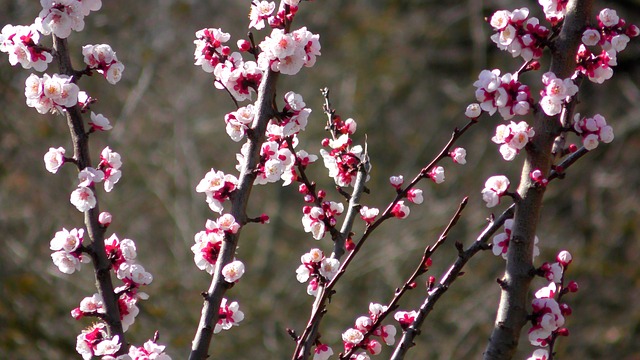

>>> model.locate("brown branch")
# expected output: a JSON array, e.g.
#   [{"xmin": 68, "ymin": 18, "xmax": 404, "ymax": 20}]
[
  {"xmin": 52, "ymin": 36, "xmax": 126, "ymax": 348},
  {"xmin": 483, "ymin": 3, "xmax": 593, "ymax": 358},
  {"xmin": 340, "ymin": 197, "xmax": 468, "ymax": 360},
  {"xmin": 188, "ymin": 68, "xmax": 280, "ymax": 360}
]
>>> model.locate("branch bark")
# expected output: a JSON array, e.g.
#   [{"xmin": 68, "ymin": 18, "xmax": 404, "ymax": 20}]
[
  {"xmin": 483, "ymin": 1, "xmax": 593, "ymax": 359},
  {"xmin": 53, "ymin": 36, "xmax": 126, "ymax": 345},
  {"xmin": 188, "ymin": 68, "xmax": 280, "ymax": 360}
]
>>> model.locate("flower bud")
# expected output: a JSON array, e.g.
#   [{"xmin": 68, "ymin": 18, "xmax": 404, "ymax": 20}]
[
  {"xmin": 98, "ymin": 212, "xmax": 112, "ymax": 226},
  {"xmin": 465, "ymin": 103, "xmax": 482, "ymax": 119},
  {"xmin": 557, "ymin": 250, "xmax": 572, "ymax": 266}
]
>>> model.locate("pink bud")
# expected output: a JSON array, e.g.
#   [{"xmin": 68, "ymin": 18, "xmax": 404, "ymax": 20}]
[
  {"xmin": 71, "ymin": 307, "xmax": 84, "ymax": 320},
  {"xmin": 427, "ymin": 276, "xmax": 436, "ymax": 289},
  {"xmin": 99, "ymin": 212, "xmax": 112, "ymax": 226},
  {"xmin": 221, "ymin": 46, "xmax": 231, "ymax": 56},
  {"xmin": 627, "ymin": 25, "xmax": 640, "ymax": 37},
  {"xmin": 560, "ymin": 303, "xmax": 572, "ymax": 316},
  {"xmin": 424, "ymin": 257, "xmax": 432, "ymax": 269},
  {"xmin": 568, "ymin": 144, "xmax": 578, "ymax": 153},
  {"xmin": 408, "ymin": 282, "xmax": 417, "ymax": 289},
  {"xmin": 345, "ymin": 238, "xmax": 355, "ymax": 251},
  {"xmin": 260, "ymin": 213, "xmax": 270, "ymax": 224},
  {"xmin": 556, "ymin": 328, "xmax": 570, "ymax": 337},
  {"xmin": 237, "ymin": 39, "xmax": 251, "ymax": 52},
  {"xmin": 298, "ymin": 183, "xmax": 309, "ymax": 194},
  {"xmin": 304, "ymin": 194, "xmax": 315, "ymax": 203},
  {"xmin": 317, "ymin": 190, "xmax": 326, "ymax": 199},
  {"xmin": 302, "ymin": 206, "xmax": 311, "ymax": 214},
  {"xmin": 321, "ymin": 138, "xmax": 330, "ymax": 147},
  {"xmin": 567, "ymin": 280, "xmax": 579, "ymax": 293}
]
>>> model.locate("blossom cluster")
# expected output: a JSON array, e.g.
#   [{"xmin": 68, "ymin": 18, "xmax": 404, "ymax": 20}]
[
  {"xmin": 73, "ymin": 233, "xmax": 152, "ymax": 332},
  {"xmin": 76, "ymin": 324, "xmax": 171, "ymax": 360},
  {"xmin": 233, "ymin": 92, "xmax": 314, "ymax": 186},
  {"xmin": 0, "ymin": 24, "xmax": 52, "ymax": 71},
  {"xmin": 257, "ymin": 27, "xmax": 321, "ymax": 75},
  {"xmin": 572, "ymin": 113, "xmax": 614, "ymax": 150},
  {"xmin": 194, "ymin": 28, "xmax": 263, "ymax": 101},
  {"xmin": 577, "ymin": 9, "xmax": 639, "ymax": 84},
  {"xmin": 301, "ymin": 201, "xmax": 343, "ymax": 240},
  {"xmin": 473, "ymin": 69, "xmax": 531, "ymax": 120},
  {"xmin": 36, "ymin": 0, "xmax": 102, "ymax": 39},
  {"xmin": 491, "ymin": 120, "xmax": 535, "ymax": 161},
  {"xmin": 249, "ymin": 0, "xmax": 302, "ymax": 31},
  {"xmin": 528, "ymin": 251, "xmax": 577, "ymax": 356},
  {"xmin": 83, "ymin": 44, "xmax": 125, "ymax": 85},
  {"xmin": 489, "ymin": 8, "xmax": 549, "ymax": 61},
  {"xmin": 50, "ymin": 227, "xmax": 91, "ymax": 274},
  {"xmin": 319, "ymin": 116, "xmax": 369, "ymax": 187},
  {"xmin": 341, "ymin": 303, "xmax": 397, "ymax": 358},
  {"xmin": 539, "ymin": 72, "xmax": 579, "ymax": 116},
  {"xmin": 25, "ymin": 73, "xmax": 79, "ymax": 114},
  {"xmin": 296, "ymin": 248, "xmax": 340, "ymax": 296},
  {"xmin": 491, "ymin": 219, "xmax": 540, "ymax": 260},
  {"xmin": 191, "ymin": 216, "xmax": 241, "ymax": 275},
  {"xmin": 66, "ymin": 147, "xmax": 122, "ymax": 212}
]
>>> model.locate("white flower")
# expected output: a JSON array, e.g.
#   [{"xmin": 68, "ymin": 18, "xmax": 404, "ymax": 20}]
[
  {"xmin": 222, "ymin": 260, "xmax": 245, "ymax": 283},
  {"xmin": 582, "ymin": 29, "xmax": 601, "ymax": 46},
  {"xmin": 89, "ymin": 112, "xmax": 112, "ymax": 131},
  {"xmin": 465, "ymin": 103, "xmax": 482, "ymax": 118},
  {"xmin": 429, "ymin": 166, "xmax": 445, "ymax": 184},
  {"xmin": 70, "ymin": 186, "xmax": 97, "ymax": 212},
  {"xmin": 451, "ymin": 147, "xmax": 467, "ymax": 164},
  {"xmin": 44, "ymin": 147, "xmax": 66, "ymax": 173},
  {"xmin": 50, "ymin": 227, "xmax": 84, "ymax": 252},
  {"xmin": 319, "ymin": 258, "xmax": 340, "ymax": 280},
  {"xmin": 94, "ymin": 335, "xmax": 121, "ymax": 356},
  {"xmin": 342, "ymin": 328, "xmax": 364, "ymax": 345},
  {"xmin": 527, "ymin": 348, "xmax": 549, "ymax": 360},
  {"xmin": 599, "ymin": 8, "xmax": 620, "ymax": 27}
]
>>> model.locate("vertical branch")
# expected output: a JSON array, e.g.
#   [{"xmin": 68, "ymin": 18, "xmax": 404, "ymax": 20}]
[
  {"xmin": 483, "ymin": 1, "xmax": 593, "ymax": 359},
  {"xmin": 52, "ymin": 36, "xmax": 125, "ymax": 343},
  {"xmin": 189, "ymin": 69, "xmax": 280, "ymax": 360}
]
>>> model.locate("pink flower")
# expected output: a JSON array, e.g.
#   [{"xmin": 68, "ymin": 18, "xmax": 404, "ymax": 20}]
[
  {"xmin": 391, "ymin": 201, "xmax": 410, "ymax": 219},
  {"xmin": 44, "ymin": 147, "xmax": 66, "ymax": 173},
  {"xmin": 128, "ymin": 339, "xmax": 172, "ymax": 360},
  {"xmin": 359, "ymin": 206, "xmax": 379, "ymax": 224},
  {"xmin": 429, "ymin": 166, "xmax": 445, "ymax": 184},
  {"xmin": 99, "ymin": 211, "xmax": 112, "ymax": 226},
  {"xmin": 214, "ymin": 298, "xmax": 245, "ymax": 333},
  {"xmin": 249, "ymin": 1, "xmax": 275, "ymax": 30},
  {"xmin": 407, "ymin": 188, "xmax": 424, "ymax": 204},
  {"xmin": 450, "ymin": 147, "xmax": 467, "ymax": 164},
  {"xmin": 482, "ymin": 175, "xmax": 510, "ymax": 208},
  {"xmin": 70, "ymin": 186, "xmax": 97, "ymax": 212},
  {"xmin": 389, "ymin": 175, "xmax": 404, "ymax": 189},
  {"xmin": 313, "ymin": 343, "xmax": 333, "ymax": 360},
  {"xmin": 89, "ymin": 112, "xmax": 112, "ymax": 131}
]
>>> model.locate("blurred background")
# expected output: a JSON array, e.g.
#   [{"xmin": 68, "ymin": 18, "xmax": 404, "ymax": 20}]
[{"xmin": 1, "ymin": 0, "xmax": 640, "ymax": 359}]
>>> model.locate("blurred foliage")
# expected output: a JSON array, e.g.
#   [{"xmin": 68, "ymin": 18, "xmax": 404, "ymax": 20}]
[{"xmin": 1, "ymin": 0, "xmax": 640, "ymax": 359}]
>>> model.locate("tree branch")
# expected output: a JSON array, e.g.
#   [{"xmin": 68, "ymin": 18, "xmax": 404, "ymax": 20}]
[
  {"xmin": 53, "ymin": 35, "xmax": 126, "ymax": 346},
  {"xmin": 483, "ymin": 1, "xmax": 593, "ymax": 358}
]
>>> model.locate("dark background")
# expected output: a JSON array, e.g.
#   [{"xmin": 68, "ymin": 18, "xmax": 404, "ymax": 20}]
[{"xmin": 1, "ymin": 0, "xmax": 640, "ymax": 358}]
